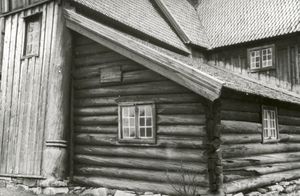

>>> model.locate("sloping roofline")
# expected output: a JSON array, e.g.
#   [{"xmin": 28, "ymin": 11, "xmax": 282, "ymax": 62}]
[{"xmin": 64, "ymin": 9, "xmax": 224, "ymax": 101}]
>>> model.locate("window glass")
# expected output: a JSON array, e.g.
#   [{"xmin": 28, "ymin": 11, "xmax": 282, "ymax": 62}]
[
  {"xmin": 262, "ymin": 107, "xmax": 278, "ymax": 142},
  {"xmin": 119, "ymin": 104, "xmax": 155, "ymax": 143},
  {"xmin": 249, "ymin": 46, "xmax": 274, "ymax": 70}
]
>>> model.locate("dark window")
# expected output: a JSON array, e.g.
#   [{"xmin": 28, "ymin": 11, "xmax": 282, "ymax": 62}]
[
  {"xmin": 23, "ymin": 14, "xmax": 41, "ymax": 57},
  {"xmin": 118, "ymin": 103, "xmax": 156, "ymax": 144}
]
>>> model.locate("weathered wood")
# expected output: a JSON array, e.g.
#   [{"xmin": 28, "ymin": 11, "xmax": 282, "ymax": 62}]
[
  {"xmin": 75, "ymin": 165, "xmax": 209, "ymax": 186},
  {"xmin": 72, "ymin": 61, "xmax": 142, "ymax": 79},
  {"xmin": 75, "ymin": 146, "xmax": 205, "ymax": 162},
  {"xmin": 73, "ymin": 69, "xmax": 165, "ymax": 89},
  {"xmin": 65, "ymin": 8, "xmax": 223, "ymax": 101},
  {"xmin": 74, "ymin": 125, "xmax": 118, "ymax": 134},
  {"xmin": 74, "ymin": 93, "xmax": 201, "ymax": 107},
  {"xmin": 74, "ymin": 116, "xmax": 118, "ymax": 125},
  {"xmin": 74, "ymin": 81, "xmax": 190, "ymax": 98},
  {"xmin": 279, "ymin": 124, "xmax": 300, "ymax": 134},
  {"xmin": 74, "ymin": 43, "xmax": 110, "ymax": 56},
  {"xmin": 74, "ymin": 106, "xmax": 118, "ymax": 116},
  {"xmin": 222, "ymin": 134, "xmax": 261, "ymax": 144},
  {"xmin": 221, "ymin": 111, "xmax": 260, "ymax": 123},
  {"xmin": 157, "ymin": 103, "xmax": 205, "ymax": 114},
  {"xmin": 75, "ymin": 154, "xmax": 207, "ymax": 173},
  {"xmin": 220, "ymin": 120, "xmax": 262, "ymax": 134},
  {"xmin": 224, "ymin": 169, "xmax": 300, "ymax": 193},
  {"xmin": 157, "ymin": 114, "xmax": 206, "ymax": 125},
  {"xmin": 75, "ymin": 133, "xmax": 204, "ymax": 149},
  {"xmin": 278, "ymin": 115, "xmax": 300, "ymax": 126},
  {"xmin": 225, "ymin": 162, "xmax": 300, "ymax": 177},
  {"xmin": 157, "ymin": 125, "xmax": 206, "ymax": 136},
  {"xmin": 221, "ymin": 99, "xmax": 261, "ymax": 113},
  {"xmin": 75, "ymin": 52, "xmax": 127, "ymax": 67},
  {"xmin": 73, "ymin": 175, "xmax": 209, "ymax": 195},
  {"xmin": 223, "ymin": 143, "xmax": 300, "ymax": 158},
  {"xmin": 223, "ymin": 152, "xmax": 300, "ymax": 169}
]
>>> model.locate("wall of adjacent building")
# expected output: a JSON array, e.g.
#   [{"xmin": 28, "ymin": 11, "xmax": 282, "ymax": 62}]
[
  {"xmin": 208, "ymin": 35, "xmax": 300, "ymax": 94},
  {"xmin": 219, "ymin": 90, "xmax": 300, "ymax": 194}
]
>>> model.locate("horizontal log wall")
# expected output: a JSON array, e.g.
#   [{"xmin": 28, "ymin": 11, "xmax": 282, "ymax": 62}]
[
  {"xmin": 220, "ymin": 97, "xmax": 300, "ymax": 193},
  {"xmin": 72, "ymin": 34, "xmax": 209, "ymax": 195},
  {"xmin": 208, "ymin": 36, "xmax": 300, "ymax": 94}
]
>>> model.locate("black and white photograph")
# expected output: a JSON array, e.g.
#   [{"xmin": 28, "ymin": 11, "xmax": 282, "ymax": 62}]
[{"xmin": 0, "ymin": 0, "xmax": 299, "ymax": 195}]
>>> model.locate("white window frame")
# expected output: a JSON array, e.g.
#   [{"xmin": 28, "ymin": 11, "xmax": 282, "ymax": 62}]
[
  {"xmin": 118, "ymin": 102, "xmax": 156, "ymax": 144},
  {"xmin": 248, "ymin": 45, "xmax": 275, "ymax": 72},
  {"xmin": 262, "ymin": 106, "xmax": 279, "ymax": 143}
]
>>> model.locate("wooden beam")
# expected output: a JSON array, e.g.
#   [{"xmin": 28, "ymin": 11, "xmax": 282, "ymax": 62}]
[
  {"xmin": 154, "ymin": 0, "xmax": 190, "ymax": 44},
  {"xmin": 63, "ymin": 9, "xmax": 224, "ymax": 101}
]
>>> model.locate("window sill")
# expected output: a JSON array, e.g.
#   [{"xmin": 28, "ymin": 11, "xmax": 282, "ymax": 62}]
[
  {"xmin": 262, "ymin": 139, "xmax": 279, "ymax": 144},
  {"xmin": 118, "ymin": 138, "xmax": 156, "ymax": 145},
  {"xmin": 249, "ymin": 67, "xmax": 275, "ymax": 73}
]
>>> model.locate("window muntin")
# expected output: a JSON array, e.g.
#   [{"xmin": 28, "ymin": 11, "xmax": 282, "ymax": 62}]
[
  {"xmin": 248, "ymin": 45, "xmax": 274, "ymax": 71},
  {"xmin": 119, "ymin": 103, "xmax": 155, "ymax": 143},
  {"xmin": 23, "ymin": 14, "xmax": 41, "ymax": 57},
  {"xmin": 262, "ymin": 106, "xmax": 278, "ymax": 142}
]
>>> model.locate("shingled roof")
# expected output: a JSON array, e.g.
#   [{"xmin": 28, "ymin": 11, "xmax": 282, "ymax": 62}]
[
  {"xmin": 197, "ymin": 0, "xmax": 300, "ymax": 48},
  {"xmin": 65, "ymin": 8, "xmax": 300, "ymax": 105},
  {"xmin": 72, "ymin": 0, "xmax": 189, "ymax": 53},
  {"xmin": 154, "ymin": 0, "xmax": 210, "ymax": 48}
]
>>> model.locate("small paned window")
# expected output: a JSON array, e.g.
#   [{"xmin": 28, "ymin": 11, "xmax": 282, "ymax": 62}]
[
  {"xmin": 248, "ymin": 45, "xmax": 275, "ymax": 71},
  {"xmin": 262, "ymin": 106, "xmax": 278, "ymax": 142},
  {"xmin": 23, "ymin": 14, "xmax": 41, "ymax": 57},
  {"xmin": 119, "ymin": 103, "xmax": 156, "ymax": 144}
]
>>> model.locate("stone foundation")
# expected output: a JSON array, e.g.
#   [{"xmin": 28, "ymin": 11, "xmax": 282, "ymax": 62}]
[{"xmin": 226, "ymin": 179, "xmax": 300, "ymax": 196}]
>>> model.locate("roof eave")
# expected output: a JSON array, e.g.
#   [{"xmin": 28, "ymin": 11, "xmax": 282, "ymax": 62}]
[{"xmin": 64, "ymin": 8, "xmax": 224, "ymax": 101}]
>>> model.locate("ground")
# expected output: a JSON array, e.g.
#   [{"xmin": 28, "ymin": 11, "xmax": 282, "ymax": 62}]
[{"xmin": 0, "ymin": 188, "xmax": 76, "ymax": 196}]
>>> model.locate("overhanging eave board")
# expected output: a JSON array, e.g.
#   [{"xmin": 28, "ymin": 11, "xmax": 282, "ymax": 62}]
[{"xmin": 64, "ymin": 9, "xmax": 224, "ymax": 101}]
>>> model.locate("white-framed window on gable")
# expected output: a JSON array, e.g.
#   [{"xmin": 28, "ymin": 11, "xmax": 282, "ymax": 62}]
[
  {"xmin": 23, "ymin": 13, "xmax": 41, "ymax": 57},
  {"xmin": 248, "ymin": 45, "xmax": 275, "ymax": 71},
  {"xmin": 262, "ymin": 106, "xmax": 278, "ymax": 143},
  {"xmin": 119, "ymin": 102, "xmax": 156, "ymax": 144}
]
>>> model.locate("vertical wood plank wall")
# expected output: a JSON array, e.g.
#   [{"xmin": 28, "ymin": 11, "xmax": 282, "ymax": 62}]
[
  {"xmin": 208, "ymin": 36, "xmax": 300, "ymax": 93},
  {"xmin": 219, "ymin": 94, "xmax": 300, "ymax": 193},
  {"xmin": 71, "ymin": 34, "xmax": 209, "ymax": 194},
  {"xmin": 0, "ymin": 1, "xmax": 59, "ymax": 176}
]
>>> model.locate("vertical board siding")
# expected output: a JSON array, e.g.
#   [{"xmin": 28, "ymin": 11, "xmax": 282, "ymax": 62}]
[
  {"xmin": 209, "ymin": 37, "xmax": 300, "ymax": 94},
  {"xmin": 220, "ymin": 97, "xmax": 300, "ymax": 193},
  {"xmin": 0, "ymin": 1, "xmax": 58, "ymax": 176},
  {"xmin": 72, "ymin": 34, "xmax": 209, "ymax": 194}
]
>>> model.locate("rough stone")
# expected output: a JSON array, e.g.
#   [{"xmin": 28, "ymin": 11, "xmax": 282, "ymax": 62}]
[
  {"xmin": 284, "ymin": 184, "xmax": 297, "ymax": 193},
  {"xmin": 263, "ymin": 191, "xmax": 279, "ymax": 196},
  {"xmin": 245, "ymin": 191, "xmax": 261, "ymax": 196},
  {"xmin": 22, "ymin": 179, "xmax": 37, "ymax": 187},
  {"xmin": 257, "ymin": 188, "xmax": 268, "ymax": 194},
  {"xmin": 0, "ymin": 180, "xmax": 6, "ymax": 188},
  {"xmin": 267, "ymin": 185, "xmax": 284, "ymax": 192},
  {"xmin": 80, "ymin": 188, "xmax": 108, "ymax": 196},
  {"xmin": 29, "ymin": 187, "xmax": 42, "ymax": 194},
  {"xmin": 233, "ymin": 193, "xmax": 244, "ymax": 196},
  {"xmin": 279, "ymin": 181, "xmax": 290, "ymax": 187},
  {"xmin": 43, "ymin": 187, "xmax": 69, "ymax": 195},
  {"xmin": 114, "ymin": 190, "xmax": 136, "ymax": 196}
]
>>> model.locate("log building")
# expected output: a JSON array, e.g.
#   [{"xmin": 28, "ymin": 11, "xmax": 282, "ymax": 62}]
[{"xmin": 0, "ymin": 0, "xmax": 299, "ymax": 195}]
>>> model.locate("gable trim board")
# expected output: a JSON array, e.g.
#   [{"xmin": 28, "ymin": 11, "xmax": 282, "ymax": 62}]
[{"xmin": 64, "ymin": 8, "xmax": 224, "ymax": 101}]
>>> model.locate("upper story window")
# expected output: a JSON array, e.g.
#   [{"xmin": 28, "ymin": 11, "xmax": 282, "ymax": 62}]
[
  {"xmin": 248, "ymin": 45, "xmax": 275, "ymax": 71},
  {"xmin": 23, "ymin": 13, "xmax": 41, "ymax": 57},
  {"xmin": 118, "ymin": 103, "xmax": 156, "ymax": 144},
  {"xmin": 262, "ymin": 106, "xmax": 278, "ymax": 143}
]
